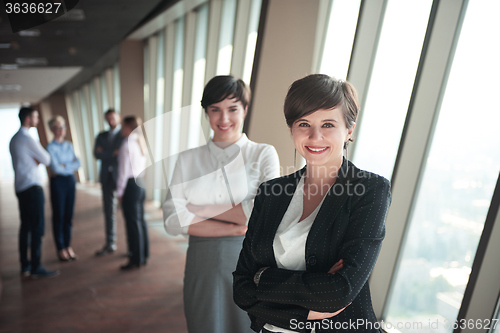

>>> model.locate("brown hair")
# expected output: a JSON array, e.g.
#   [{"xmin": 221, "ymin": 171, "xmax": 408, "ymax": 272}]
[
  {"xmin": 122, "ymin": 116, "xmax": 147, "ymax": 156},
  {"xmin": 105, "ymin": 108, "xmax": 117, "ymax": 116},
  {"xmin": 18, "ymin": 106, "xmax": 35, "ymax": 124},
  {"xmin": 284, "ymin": 74, "xmax": 359, "ymax": 146},
  {"xmin": 201, "ymin": 75, "xmax": 251, "ymax": 112}
]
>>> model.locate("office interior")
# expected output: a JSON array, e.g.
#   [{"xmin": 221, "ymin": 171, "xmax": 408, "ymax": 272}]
[{"xmin": 0, "ymin": 0, "xmax": 499, "ymax": 332}]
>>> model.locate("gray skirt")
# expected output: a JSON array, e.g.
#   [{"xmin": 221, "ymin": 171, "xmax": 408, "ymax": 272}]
[{"xmin": 184, "ymin": 235, "xmax": 253, "ymax": 333}]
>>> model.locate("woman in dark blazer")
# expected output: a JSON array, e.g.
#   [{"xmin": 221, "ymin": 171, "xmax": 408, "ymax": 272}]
[{"xmin": 233, "ymin": 74, "xmax": 391, "ymax": 333}]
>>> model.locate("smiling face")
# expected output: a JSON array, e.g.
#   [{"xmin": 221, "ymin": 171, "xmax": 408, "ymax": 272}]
[
  {"xmin": 27, "ymin": 110, "xmax": 39, "ymax": 128},
  {"xmin": 51, "ymin": 121, "xmax": 66, "ymax": 142},
  {"xmin": 105, "ymin": 112, "xmax": 120, "ymax": 130},
  {"xmin": 206, "ymin": 97, "xmax": 247, "ymax": 143},
  {"xmin": 291, "ymin": 107, "xmax": 355, "ymax": 168}
]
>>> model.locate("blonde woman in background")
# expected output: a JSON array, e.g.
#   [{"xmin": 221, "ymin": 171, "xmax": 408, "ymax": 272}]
[
  {"xmin": 47, "ymin": 115, "xmax": 81, "ymax": 262},
  {"xmin": 117, "ymin": 116, "xmax": 149, "ymax": 270}
]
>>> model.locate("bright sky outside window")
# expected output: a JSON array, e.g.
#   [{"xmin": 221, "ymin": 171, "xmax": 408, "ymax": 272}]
[
  {"xmin": 319, "ymin": 0, "xmax": 361, "ymax": 80},
  {"xmin": 351, "ymin": 0, "xmax": 432, "ymax": 180},
  {"xmin": 385, "ymin": 1, "xmax": 500, "ymax": 331}
]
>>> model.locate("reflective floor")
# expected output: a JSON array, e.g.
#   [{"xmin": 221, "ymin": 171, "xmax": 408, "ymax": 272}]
[{"xmin": 0, "ymin": 181, "xmax": 188, "ymax": 333}]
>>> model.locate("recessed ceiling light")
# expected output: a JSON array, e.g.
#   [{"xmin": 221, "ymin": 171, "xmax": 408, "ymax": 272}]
[
  {"xmin": 0, "ymin": 43, "xmax": 11, "ymax": 49},
  {"xmin": 19, "ymin": 29, "xmax": 41, "ymax": 37},
  {"xmin": 0, "ymin": 84, "xmax": 22, "ymax": 92},
  {"xmin": 1, "ymin": 64, "xmax": 19, "ymax": 70},
  {"xmin": 52, "ymin": 9, "xmax": 86, "ymax": 21},
  {"xmin": 16, "ymin": 58, "xmax": 48, "ymax": 66}
]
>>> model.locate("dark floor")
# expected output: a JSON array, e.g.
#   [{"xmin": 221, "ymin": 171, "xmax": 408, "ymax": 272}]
[{"xmin": 0, "ymin": 180, "xmax": 188, "ymax": 333}]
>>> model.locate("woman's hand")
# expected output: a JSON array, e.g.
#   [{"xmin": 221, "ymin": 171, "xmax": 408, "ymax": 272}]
[
  {"xmin": 187, "ymin": 219, "xmax": 247, "ymax": 237},
  {"xmin": 186, "ymin": 203, "xmax": 202, "ymax": 214},
  {"xmin": 328, "ymin": 259, "xmax": 343, "ymax": 274},
  {"xmin": 186, "ymin": 203, "xmax": 247, "ymax": 225},
  {"xmin": 306, "ymin": 259, "xmax": 346, "ymax": 320},
  {"xmin": 307, "ymin": 307, "xmax": 347, "ymax": 320}
]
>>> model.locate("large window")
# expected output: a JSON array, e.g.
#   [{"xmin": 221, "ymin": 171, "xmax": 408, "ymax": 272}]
[
  {"xmin": 188, "ymin": 4, "xmax": 209, "ymax": 149},
  {"xmin": 0, "ymin": 105, "xmax": 22, "ymax": 182},
  {"xmin": 241, "ymin": 0, "xmax": 262, "ymax": 84},
  {"xmin": 351, "ymin": 0, "xmax": 432, "ymax": 180},
  {"xmin": 216, "ymin": 0, "xmax": 237, "ymax": 75},
  {"xmin": 319, "ymin": 0, "xmax": 361, "ymax": 80},
  {"xmin": 385, "ymin": 1, "xmax": 500, "ymax": 331},
  {"xmin": 492, "ymin": 295, "xmax": 500, "ymax": 333}
]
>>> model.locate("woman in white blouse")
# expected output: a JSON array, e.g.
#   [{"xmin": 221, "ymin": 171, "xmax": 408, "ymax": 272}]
[
  {"xmin": 163, "ymin": 75, "xmax": 280, "ymax": 333},
  {"xmin": 117, "ymin": 116, "xmax": 149, "ymax": 270}
]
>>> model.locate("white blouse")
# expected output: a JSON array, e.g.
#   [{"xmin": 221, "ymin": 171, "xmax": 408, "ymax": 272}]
[
  {"xmin": 163, "ymin": 134, "xmax": 280, "ymax": 236},
  {"xmin": 265, "ymin": 174, "xmax": 326, "ymax": 333},
  {"xmin": 117, "ymin": 133, "xmax": 146, "ymax": 197}
]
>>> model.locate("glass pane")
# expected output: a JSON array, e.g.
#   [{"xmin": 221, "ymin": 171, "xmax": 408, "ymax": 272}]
[
  {"xmin": 154, "ymin": 31, "xmax": 166, "ymax": 202},
  {"xmin": 242, "ymin": 0, "xmax": 262, "ymax": 84},
  {"xmin": 216, "ymin": 0, "xmax": 237, "ymax": 75},
  {"xmin": 167, "ymin": 18, "xmax": 185, "ymax": 183},
  {"xmin": 319, "ymin": 0, "xmax": 361, "ymax": 80},
  {"xmin": 351, "ymin": 0, "xmax": 432, "ymax": 179},
  {"xmin": 100, "ymin": 73, "xmax": 109, "ymax": 116},
  {"xmin": 89, "ymin": 82, "xmax": 101, "ymax": 136},
  {"xmin": 0, "ymin": 105, "xmax": 20, "ymax": 182},
  {"xmin": 491, "ymin": 296, "xmax": 500, "ymax": 333},
  {"xmin": 189, "ymin": 4, "xmax": 209, "ymax": 149},
  {"xmin": 78, "ymin": 90, "xmax": 95, "ymax": 181},
  {"xmin": 114, "ymin": 63, "xmax": 120, "ymax": 112},
  {"xmin": 385, "ymin": 1, "xmax": 500, "ymax": 332}
]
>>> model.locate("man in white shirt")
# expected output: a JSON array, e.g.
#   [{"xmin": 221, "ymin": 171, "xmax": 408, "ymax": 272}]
[{"xmin": 9, "ymin": 107, "xmax": 60, "ymax": 279}]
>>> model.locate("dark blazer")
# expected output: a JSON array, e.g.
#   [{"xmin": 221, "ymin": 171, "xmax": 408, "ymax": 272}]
[
  {"xmin": 93, "ymin": 129, "xmax": 124, "ymax": 185},
  {"xmin": 233, "ymin": 158, "xmax": 391, "ymax": 333}
]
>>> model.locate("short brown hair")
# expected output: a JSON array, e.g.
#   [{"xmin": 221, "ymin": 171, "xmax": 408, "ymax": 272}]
[
  {"xmin": 201, "ymin": 75, "xmax": 251, "ymax": 112},
  {"xmin": 105, "ymin": 108, "xmax": 117, "ymax": 117},
  {"xmin": 122, "ymin": 115, "xmax": 142, "ymax": 130},
  {"xmin": 284, "ymin": 74, "xmax": 359, "ymax": 145},
  {"xmin": 18, "ymin": 106, "xmax": 35, "ymax": 124}
]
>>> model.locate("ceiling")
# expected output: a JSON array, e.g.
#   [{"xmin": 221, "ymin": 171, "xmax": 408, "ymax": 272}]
[{"xmin": 0, "ymin": 0, "xmax": 178, "ymax": 105}]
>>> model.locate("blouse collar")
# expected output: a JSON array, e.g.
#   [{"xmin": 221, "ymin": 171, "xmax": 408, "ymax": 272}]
[{"xmin": 207, "ymin": 133, "xmax": 249, "ymax": 163}]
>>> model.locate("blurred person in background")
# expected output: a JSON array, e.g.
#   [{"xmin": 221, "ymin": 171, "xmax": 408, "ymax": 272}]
[
  {"xmin": 46, "ymin": 115, "xmax": 80, "ymax": 262},
  {"xmin": 9, "ymin": 106, "xmax": 60, "ymax": 279},
  {"xmin": 94, "ymin": 109, "xmax": 123, "ymax": 256},
  {"xmin": 117, "ymin": 116, "xmax": 148, "ymax": 270}
]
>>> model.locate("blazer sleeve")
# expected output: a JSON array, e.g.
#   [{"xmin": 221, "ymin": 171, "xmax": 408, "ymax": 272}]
[
  {"xmin": 94, "ymin": 132, "xmax": 114, "ymax": 161},
  {"xmin": 233, "ymin": 182, "xmax": 310, "ymax": 330},
  {"xmin": 255, "ymin": 176, "xmax": 391, "ymax": 313}
]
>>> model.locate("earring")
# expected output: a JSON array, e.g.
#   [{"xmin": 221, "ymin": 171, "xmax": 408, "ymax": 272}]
[{"xmin": 294, "ymin": 149, "xmax": 297, "ymax": 170}]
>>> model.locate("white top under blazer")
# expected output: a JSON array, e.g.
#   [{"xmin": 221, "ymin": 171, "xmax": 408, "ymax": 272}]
[{"xmin": 265, "ymin": 174, "xmax": 326, "ymax": 333}]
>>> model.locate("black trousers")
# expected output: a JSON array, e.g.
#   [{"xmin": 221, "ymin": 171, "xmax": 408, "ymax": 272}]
[
  {"xmin": 50, "ymin": 175, "xmax": 76, "ymax": 250},
  {"xmin": 102, "ymin": 172, "xmax": 117, "ymax": 248},
  {"xmin": 122, "ymin": 178, "xmax": 149, "ymax": 265},
  {"xmin": 16, "ymin": 185, "xmax": 45, "ymax": 271}
]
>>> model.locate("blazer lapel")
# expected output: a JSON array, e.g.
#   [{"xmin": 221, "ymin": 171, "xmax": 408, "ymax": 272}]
[{"xmin": 262, "ymin": 167, "xmax": 305, "ymax": 266}]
